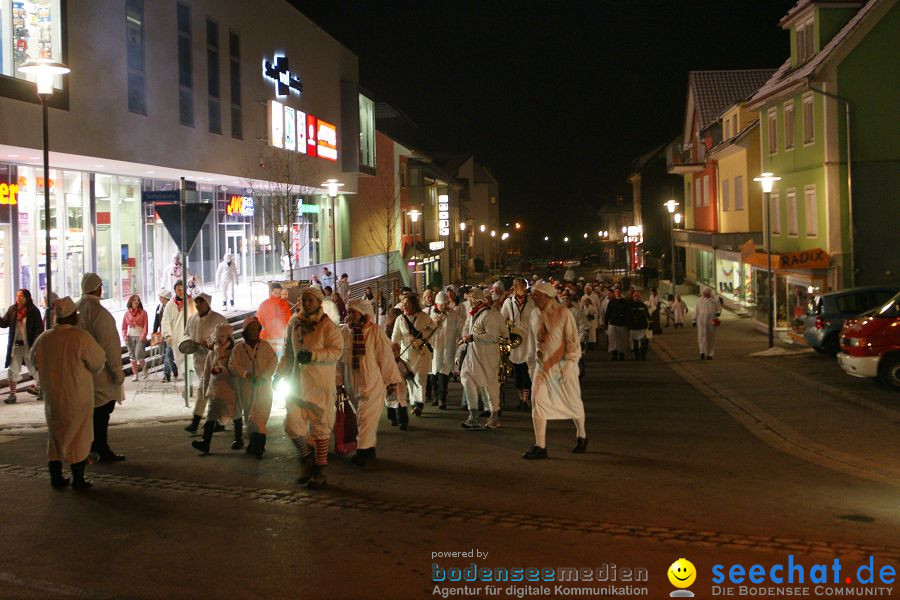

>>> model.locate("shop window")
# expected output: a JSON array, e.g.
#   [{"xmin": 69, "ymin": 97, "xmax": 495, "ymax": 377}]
[
  {"xmin": 721, "ymin": 179, "xmax": 729, "ymax": 212},
  {"xmin": 206, "ymin": 18, "xmax": 220, "ymax": 134},
  {"xmin": 126, "ymin": 0, "xmax": 146, "ymax": 115},
  {"xmin": 767, "ymin": 108, "xmax": 778, "ymax": 155},
  {"xmin": 783, "ymin": 101, "xmax": 794, "ymax": 150},
  {"xmin": 734, "ymin": 175, "xmax": 744, "ymax": 211},
  {"xmin": 787, "ymin": 189, "xmax": 797, "ymax": 236},
  {"xmin": 804, "ymin": 185, "xmax": 817, "ymax": 237},
  {"xmin": 177, "ymin": 2, "xmax": 193, "ymax": 126},
  {"xmin": 1, "ymin": 0, "xmax": 63, "ymax": 88},
  {"xmin": 802, "ymin": 94, "xmax": 814, "ymax": 145},
  {"xmin": 228, "ymin": 31, "xmax": 241, "ymax": 139}
]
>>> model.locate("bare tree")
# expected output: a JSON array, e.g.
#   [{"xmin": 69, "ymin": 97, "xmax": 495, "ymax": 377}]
[
  {"xmin": 244, "ymin": 147, "xmax": 320, "ymax": 281},
  {"xmin": 363, "ymin": 172, "xmax": 402, "ymax": 278}
]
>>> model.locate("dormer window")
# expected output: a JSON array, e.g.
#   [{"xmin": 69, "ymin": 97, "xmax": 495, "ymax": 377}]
[{"xmin": 796, "ymin": 18, "xmax": 815, "ymax": 63}]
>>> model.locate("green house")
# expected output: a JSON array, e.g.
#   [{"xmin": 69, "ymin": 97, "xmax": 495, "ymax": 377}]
[{"xmin": 748, "ymin": 0, "xmax": 900, "ymax": 329}]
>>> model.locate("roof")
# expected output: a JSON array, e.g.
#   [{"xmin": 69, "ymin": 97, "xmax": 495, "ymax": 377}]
[
  {"xmin": 687, "ymin": 70, "xmax": 777, "ymax": 131},
  {"xmin": 779, "ymin": 0, "xmax": 864, "ymax": 27},
  {"xmin": 707, "ymin": 120, "xmax": 760, "ymax": 158},
  {"xmin": 749, "ymin": 0, "xmax": 885, "ymax": 107}
]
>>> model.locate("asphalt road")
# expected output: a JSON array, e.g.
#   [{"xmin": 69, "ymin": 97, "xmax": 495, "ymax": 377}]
[{"xmin": 0, "ymin": 315, "xmax": 897, "ymax": 599}]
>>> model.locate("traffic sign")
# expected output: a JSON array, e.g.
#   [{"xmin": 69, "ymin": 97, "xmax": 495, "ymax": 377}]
[
  {"xmin": 141, "ymin": 190, "xmax": 180, "ymax": 203},
  {"xmin": 155, "ymin": 203, "xmax": 213, "ymax": 254}
]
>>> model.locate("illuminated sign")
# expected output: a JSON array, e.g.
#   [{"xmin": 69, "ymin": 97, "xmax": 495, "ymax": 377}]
[
  {"xmin": 226, "ymin": 195, "xmax": 254, "ymax": 217},
  {"xmin": 429, "ymin": 241, "xmax": 445, "ymax": 251},
  {"xmin": 0, "ymin": 183, "xmax": 19, "ymax": 205},
  {"xmin": 296, "ymin": 199, "xmax": 320, "ymax": 214},
  {"xmin": 306, "ymin": 114, "xmax": 318, "ymax": 157},
  {"xmin": 262, "ymin": 55, "xmax": 303, "ymax": 97},
  {"xmin": 296, "ymin": 110, "xmax": 307, "ymax": 154},
  {"xmin": 438, "ymin": 194, "xmax": 450, "ymax": 236},
  {"xmin": 270, "ymin": 101, "xmax": 284, "ymax": 149},
  {"xmin": 317, "ymin": 120, "xmax": 337, "ymax": 161},
  {"xmin": 284, "ymin": 106, "xmax": 296, "ymax": 151}
]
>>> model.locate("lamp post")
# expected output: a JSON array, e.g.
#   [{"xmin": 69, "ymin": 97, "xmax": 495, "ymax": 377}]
[
  {"xmin": 754, "ymin": 172, "xmax": 781, "ymax": 349},
  {"xmin": 664, "ymin": 199, "xmax": 680, "ymax": 289},
  {"xmin": 322, "ymin": 178, "xmax": 343, "ymax": 289},
  {"xmin": 18, "ymin": 59, "xmax": 69, "ymax": 319},
  {"xmin": 460, "ymin": 221, "xmax": 468, "ymax": 285},
  {"xmin": 409, "ymin": 209, "xmax": 421, "ymax": 291}
]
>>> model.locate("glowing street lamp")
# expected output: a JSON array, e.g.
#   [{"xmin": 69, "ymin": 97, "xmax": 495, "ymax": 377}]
[
  {"xmin": 501, "ymin": 232, "xmax": 509, "ymax": 241},
  {"xmin": 479, "ymin": 224, "xmax": 486, "ymax": 233},
  {"xmin": 459, "ymin": 221, "xmax": 466, "ymax": 231},
  {"xmin": 664, "ymin": 199, "xmax": 681, "ymax": 289},
  {"xmin": 514, "ymin": 222, "xmax": 522, "ymax": 230},
  {"xmin": 563, "ymin": 236, "xmax": 569, "ymax": 243},
  {"xmin": 544, "ymin": 236, "xmax": 549, "ymax": 241},
  {"xmin": 754, "ymin": 172, "xmax": 782, "ymax": 349},
  {"xmin": 583, "ymin": 232, "xmax": 588, "ymax": 239}
]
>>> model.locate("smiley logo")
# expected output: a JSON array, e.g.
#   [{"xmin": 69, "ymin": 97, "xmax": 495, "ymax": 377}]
[{"xmin": 668, "ymin": 558, "xmax": 696, "ymax": 588}]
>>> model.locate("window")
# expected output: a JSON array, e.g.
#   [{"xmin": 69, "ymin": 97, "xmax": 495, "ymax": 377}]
[
  {"xmin": 359, "ymin": 93, "xmax": 375, "ymax": 170},
  {"xmin": 796, "ymin": 20, "xmax": 815, "ymax": 63},
  {"xmin": 771, "ymin": 191, "xmax": 781, "ymax": 235},
  {"xmin": 125, "ymin": 0, "xmax": 146, "ymax": 114},
  {"xmin": 1, "ymin": 0, "xmax": 64, "ymax": 88},
  {"xmin": 784, "ymin": 101, "xmax": 794, "ymax": 150},
  {"xmin": 409, "ymin": 166, "xmax": 422, "ymax": 187},
  {"xmin": 724, "ymin": 119, "xmax": 730, "ymax": 139},
  {"xmin": 732, "ymin": 114, "xmax": 738, "ymax": 136},
  {"xmin": 206, "ymin": 18, "xmax": 220, "ymax": 134},
  {"xmin": 228, "ymin": 31, "xmax": 241, "ymax": 139},
  {"xmin": 787, "ymin": 189, "xmax": 798, "ymax": 236},
  {"xmin": 804, "ymin": 19, "xmax": 814, "ymax": 59},
  {"xmin": 734, "ymin": 175, "xmax": 744, "ymax": 211},
  {"xmin": 721, "ymin": 179, "xmax": 730, "ymax": 212},
  {"xmin": 802, "ymin": 94, "xmax": 814, "ymax": 144},
  {"xmin": 695, "ymin": 177, "xmax": 702, "ymax": 208},
  {"xmin": 804, "ymin": 185, "xmax": 817, "ymax": 237},
  {"xmin": 177, "ymin": 2, "xmax": 193, "ymax": 126},
  {"xmin": 702, "ymin": 175, "xmax": 709, "ymax": 207},
  {"xmin": 767, "ymin": 108, "xmax": 778, "ymax": 155}
]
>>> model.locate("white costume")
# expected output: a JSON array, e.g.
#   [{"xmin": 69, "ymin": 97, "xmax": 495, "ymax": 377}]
[
  {"xmin": 695, "ymin": 294, "xmax": 720, "ymax": 357},
  {"xmin": 160, "ymin": 296, "xmax": 197, "ymax": 367},
  {"xmin": 567, "ymin": 302, "xmax": 589, "ymax": 345},
  {"xmin": 31, "ymin": 325, "xmax": 106, "ymax": 463},
  {"xmin": 183, "ymin": 308, "xmax": 229, "ymax": 417},
  {"xmin": 461, "ymin": 305, "xmax": 506, "ymax": 414},
  {"xmin": 163, "ymin": 254, "xmax": 184, "ymax": 291},
  {"xmin": 501, "ymin": 294, "xmax": 535, "ymax": 367},
  {"xmin": 230, "ymin": 338, "xmax": 278, "ymax": 436},
  {"xmin": 425, "ymin": 305, "xmax": 463, "ymax": 376},
  {"xmin": 215, "ymin": 253, "xmax": 239, "ymax": 306},
  {"xmin": 391, "ymin": 311, "xmax": 435, "ymax": 408},
  {"xmin": 672, "ymin": 298, "xmax": 688, "ymax": 325},
  {"xmin": 582, "ymin": 302, "xmax": 599, "ymax": 343},
  {"xmin": 76, "ymin": 294, "xmax": 126, "ymax": 407}
]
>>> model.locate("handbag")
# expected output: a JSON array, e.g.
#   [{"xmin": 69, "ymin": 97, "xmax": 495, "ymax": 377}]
[{"xmin": 333, "ymin": 390, "xmax": 358, "ymax": 455}]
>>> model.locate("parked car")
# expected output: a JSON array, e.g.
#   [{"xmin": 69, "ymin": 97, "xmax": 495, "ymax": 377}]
[
  {"xmin": 837, "ymin": 291, "xmax": 900, "ymax": 390},
  {"xmin": 802, "ymin": 285, "xmax": 897, "ymax": 354}
]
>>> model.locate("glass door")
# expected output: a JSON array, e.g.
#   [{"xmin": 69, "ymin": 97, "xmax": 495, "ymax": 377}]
[{"xmin": 0, "ymin": 224, "xmax": 10, "ymax": 305}]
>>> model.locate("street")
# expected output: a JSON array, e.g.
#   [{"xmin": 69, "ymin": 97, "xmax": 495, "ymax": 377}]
[{"xmin": 1, "ymin": 309, "xmax": 897, "ymax": 599}]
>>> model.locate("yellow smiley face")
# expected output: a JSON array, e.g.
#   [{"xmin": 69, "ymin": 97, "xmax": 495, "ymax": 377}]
[{"xmin": 668, "ymin": 558, "xmax": 697, "ymax": 588}]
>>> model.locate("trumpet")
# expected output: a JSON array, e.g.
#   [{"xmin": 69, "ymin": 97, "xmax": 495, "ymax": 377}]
[{"xmin": 505, "ymin": 319, "xmax": 523, "ymax": 350}]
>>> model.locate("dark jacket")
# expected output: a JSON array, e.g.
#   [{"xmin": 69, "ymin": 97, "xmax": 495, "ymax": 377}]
[
  {"xmin": 153, "ymin": 303, "xmax": 165, "ymax": 334},
  {"xmin": 604, "ymin": 297, "xmax": 630, "ymax": 327},
  {"xmin": 0, "ymin": 303, "xmax": 45, "ymax": 367},
  {"xmin": 627, "ymin": 300, "xmax": 651, "ymax": 331}
]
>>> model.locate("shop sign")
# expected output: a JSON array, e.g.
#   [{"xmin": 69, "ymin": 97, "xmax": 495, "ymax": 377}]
[
  {"xmin": 296, "ymin": 199, "xmax": 319, "ymax": 214},
  {"xmin": 740, "ymin": 238, "xmax": 756, "ymax": 261},
  {"xmin": 316, "ymin": 120, "xmax": 337, "ymax": 161},
  {"xmin": 429, "ymin": 241, "xmax": 445, "ymax": 251},
  {"xmin": 781, "ymin": 248, "xmax": 829, "ymax": 269},
  {"xmin": 262, "ymin": 55, "xmax": 302, "ymax": 97},
  {"xmin": 0, "ymin": 182, "xmax": 19, "ymax": 205},
  {"xmin": 268, "ymin": 100, "xmax": 338, "ymax": 162},
  {"xmin": 226, "ymin": 195, "xmax": 254, "ymax": 217},
  {"xmin": 438, "ymin": 194, "xmax": 450, "ymax": 236}
]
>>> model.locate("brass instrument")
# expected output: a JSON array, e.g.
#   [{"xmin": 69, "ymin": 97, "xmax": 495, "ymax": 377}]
[{"xmin": 505, "ymin": 318, "xmax": 523, "ymax": 350}]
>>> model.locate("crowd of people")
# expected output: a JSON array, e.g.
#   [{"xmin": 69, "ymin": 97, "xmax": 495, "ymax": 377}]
[{"xmin": 6, "ymin": 261, "xmax": 723, "ymax": 492}]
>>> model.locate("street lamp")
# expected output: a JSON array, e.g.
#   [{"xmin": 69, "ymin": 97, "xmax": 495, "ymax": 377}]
[
  {"xmin": 664, "ymin": 200, "xmax": 680, "ymax": 289},
  {"xmin": 18, "ymin": 59, "xmax": 69, "ymax": 318},
  {"xmin": 460, "ymin": 221, "xmax": 468, "ymax": 284},
  {"xmin": 408, "ymin": 208, "xmax": 421, "ymax": 291},
  {"xmin": 544, "ymin": 235, "xmax": 549, "ymax": 241},
  {"xmin": 479, "ymin": 224, "xmax": 486, "ymax": 233},
  {"xmin": 563, "ymin": 236, "xmax": 569, "ymax": 243},
  {"xmin": 322, "ymin": 178, "xmax": 343, "ymax": 287},
  {"xmin": 754, "ymin": 172, "xmax": 782, "ymax": 349}
]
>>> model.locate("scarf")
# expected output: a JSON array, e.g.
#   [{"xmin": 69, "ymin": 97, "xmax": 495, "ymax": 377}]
[
  {"xmin": 297, "ymin": 308, "xmax": 323, "ymax": 335},
  {"xmin": 350, "ymin": 322, "xmax": 366, "ymax": 369},
  {"xmin": 469, "ymin": 303, "xmax": 489, "ymax": 318},
  {"xmin": 16, "ymin": 305, "xmax": 28, "ymax": 322},
  {"xmin": 515, "ymin": 294, "xmax": 527, "ymax": 311},
  {"xmin": 174, "ymin": 296, "xmax": 184, "ymax": 311}
]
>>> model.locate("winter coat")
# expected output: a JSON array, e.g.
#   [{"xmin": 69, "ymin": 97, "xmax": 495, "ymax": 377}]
[
  {"xmin": 604, "ymin": 297, "xmax": 630, "ymax": 327},
  {"xmin": 0, "ymin": 303, "xmax": 43, "ymax": 367},
  {"xmin": 160, "ymin": 296, "xmax": 197, "ymax": 365},
  {"xmin": 215, "ymin": 259, "xmax": 239, "ymax": 288},
  {"xmin": 77, "ymin": 294, "xmax": 126, "ymax": 406},
  {"xmin": 257, "ymin": 296, "xmax": 292, "ymax": 346},
  {"xmin": 424, "ymin": 305, "xmax": 463, "ymax": 375},
  {"xmin": 229, "ymin": 338, "xmax": 278, "ymax": 413},
  {"xmin": 628, "ymin": 301, "xmax": 651, "ymax": 331}
]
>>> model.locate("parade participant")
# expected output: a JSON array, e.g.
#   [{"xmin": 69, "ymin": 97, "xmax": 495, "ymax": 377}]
[
  {"xmin": 562, "ymin": 290, "xmax": 588, "ymax": 378},
  {"xmin": 257, "ymin": 282, "xmax": 292, "ymax": 359},
  {"xmin": 501, "ymin": 277, "xmax": 535, "ymax": 411},
  {"xmin": 647, "ymin": 288, "xmax": 663, "ymax": 335},
  {"xmin": 628, "ymin": 291, "xmax": 651, "ymax": 361},
  {"xmin": 0, "ymin": 289, "xmax": 43, "ymax": 403},
  {"xmin": 31, "ymin": 297, "xmax": 106, "ymax": 489},
  {"xmin": 563, "ymin": 266, "xmax": 576, "ymax": 283},
  {"xmin": 422, "ymin": 289, "xmax": 435, "ymax": 309},
  {"xmin": 523, "ymin": 282, "xmax": 587, "ymax": 459},
  {"xmin": 309, "ymin": 274, "xmax": 322, "ymax": 289},
  {"xmin": 229, "ymin": 316, "xmax": 277, "ymax": 458},
  {"xmin": 393, "ymin": 286, "xmax": 413, "ymax": 309},
  {"xmin": 182, "ymin": 293, "xmax": 228, "ymax": 433},
  {"xmin": 161, "ymin": 281, "xmax": 195, "ymax": 385},
  {"xmin": 425, "ymin": 291, "xmax": 463, "ymax": 410},
  {"xmin": 339, "ymin": 299, "xmax": 402, "ymax": 467},
  {"xmin": 391, "ymin": 294, "xmax": 435, "ymax": 417},
  {"xmin": 215, "ymin": 252, "xmax": 239, "ymax": 309},
  {"xmin": 604, "ymin": 286, "xmax": 630, "ymax": 361},
  {"xmin": 672, "ymin": 294, "xmax": 689, "ymax": 328},
  {"xmin": 279, "ymin": 286, "xmax": 344, "ymax": 489},
  {"xmin": 191, "ymin": 322, "xmax": 237, "ymax": 454},
  {"xmin": 460, "ymin": 288, "xmax": 506, "ymax": 430},
  {"xmin": 77, "ymin": 273, "xmax": 127, "ymax": 463},
  {"xmin": 696, "ymin": 288, "xmax": 721, "ymax": 360},
  {"xmin": 121, "ymin": 294, "xmax": 149, "ymax": 381},
  {"xmin": 152, "ymin": 289, "xmax": 177, "ymax": 382},
  {"xmin": 186, "ymin": 274, "xmax": 201, "ymax": 299},
  {"xmin": 163, "ymin": 253, "xmax": 183, "ymax": 291},
  {"xmin": 582, "ymin": 296, "xmax": 599, "ymax": 351},
  {"xmin": 336, "ymin": 273, "xmax": 351, "ymax": 304}
]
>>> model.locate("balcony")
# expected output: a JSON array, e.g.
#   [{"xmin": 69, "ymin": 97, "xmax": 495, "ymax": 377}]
[{"xmin": 666, "ymin": 141, "xmax": 705, "ymax": 175}]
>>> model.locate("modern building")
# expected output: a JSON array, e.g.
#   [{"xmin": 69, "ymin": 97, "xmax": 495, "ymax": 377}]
[{"xmin": 0, "ymin": 0, "xmax": 371, "ymax": 308}]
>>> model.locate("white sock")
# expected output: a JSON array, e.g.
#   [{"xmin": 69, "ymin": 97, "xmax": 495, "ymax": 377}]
[
  {"xmin": 574, "ymin": 417, "xmax": 586, "ymax": 438},
  {"xmin": 533, "ymin": 416, "xmax": 547, "ymax": 448}
]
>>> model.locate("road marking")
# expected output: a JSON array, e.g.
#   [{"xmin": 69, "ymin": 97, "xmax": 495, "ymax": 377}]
[{"xmin": 2, "ymin": 463, "xmax": 898, "ymax": 562}]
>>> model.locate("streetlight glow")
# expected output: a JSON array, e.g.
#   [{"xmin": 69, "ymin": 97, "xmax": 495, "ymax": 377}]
[
  {"xmin": 18, "ymin": 58, "xmax": 70, "ymax": 95},
  {"xmin": 459, "ymin": 222, "xmax": 466, "ymax": 231},
  {"xmin": 514, "ymin": 222, "xmax": 521, "ymax": 230},
  {"xmin": 754, "ymin": 172, "xmax": 781, "ymax": 193},
  {"xmin": 501, "ymin": 232, "xmax": 509, "ymax": 241},
  {"xmin": 564, "ymin": 236, "xmax": 569, "ymax": 243},
  {"xmin": 544, "ymin": 236, "xmax": 549, "ymax": 241},
  {"xmin": 479, "ymin": 224, "xmax": 486, "ymax": 232},
  {"xmin": 408, "ymin": 209, "xmax": 421, "ymax": 223},
  {"xmin": 664, "ymin": 199, "xmax": 680, "ymax": 214},
  {"xmin": 583, "ymin": 232, "xmax": 588, "ymax": 239},
  {"xmin": 674, "ymin": 212, "xmax": 682, "ymax": 224},
  {"xmin": 490, "ymin": 230, "xmax": 496, "ymax": 238}
]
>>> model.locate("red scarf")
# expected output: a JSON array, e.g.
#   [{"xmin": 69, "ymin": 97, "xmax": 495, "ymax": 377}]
[
  {"xmin": 469, "ymin": 303, "xmax": 489, "ymax": 318},
  {"xmin": 174, "ymin": 296, "xmax": 184, "ymax": 311},
  {"xmin": 16, "ymin": 305, "xmax": 28, "ymax": 322}
]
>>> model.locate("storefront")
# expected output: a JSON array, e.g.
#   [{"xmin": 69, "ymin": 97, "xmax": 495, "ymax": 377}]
[
  {"xmin": 716, "ymin": 250, "xmax": 751, "ymax": 305},
  {"xmin": 747, "ymin": 248, "xmax": 831, "ymax": 330}
]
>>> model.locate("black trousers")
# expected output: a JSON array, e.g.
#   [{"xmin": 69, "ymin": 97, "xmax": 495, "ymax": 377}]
[{"xmin": 91, "ymin": 400, "xmax": 116, "ymax": 454}]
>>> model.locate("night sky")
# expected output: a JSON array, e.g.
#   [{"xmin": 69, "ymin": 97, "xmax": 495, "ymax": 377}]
[{"xmin": 295, "ymin": 1, "xmax": 796, "ymax": 247}]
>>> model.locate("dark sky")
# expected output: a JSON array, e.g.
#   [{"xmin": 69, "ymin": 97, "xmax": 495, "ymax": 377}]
[{"xmin": 294, "ymin": 1, "xmax": 796, "ymax": 244}]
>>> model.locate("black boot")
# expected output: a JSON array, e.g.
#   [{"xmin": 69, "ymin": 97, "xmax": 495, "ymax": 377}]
[
  {"xmin": 294, "ymin": 438, "xmax": 315, "ymax": 483},
  {"xmin": 398, "ymin": 406, "xmax": 410, "ymax": 431},
  {"xmin": 307, "ymin": 465, "xmax": 327, "ymax": 489},
  {"xmin": 231, "ymin": 418, "xmax": 244, "ymax": 450},
  {"xmin": 351, "ymin": 447, "xmax": 371, "ymax": 467},
  {"xmin": 439, "ymin": 374, "xmax": 450, "ymax": 409},
  {"xmin": 572, "ymin": 437, "xmax": 589, "ymax": 454},
  {"xmin": 387, "ymin": 407, "xmax": 398, "ymax": 426},
  {"xmin": 610, "ymin": 351, "xmax": 618, "ymax": 361},
  {"xmin": 633, "ymin": 340, "xmax": 641, "ymax": 361},
  {"xmin": 185, "ymin": 414, "xmax": 201, "ymax": 433},
  {"xmin": 245, "ymin": 432, "xmax": 256, "ymax": 455},
  {"xmin": 71, "ymin": 460, "xmax": 92, "ymax": 490},
  {"xmin": 641, "ymin": 339, "xmax": 649, "ymax": 360},
  {"xmin": 191, "ymin": 421, "xmax": 215, "ymax": 454},
  {"xmin": 254, "ymin": 434, "xmax": 266, "ymax": 459},
  {"xmin": 48, "ymin": 461, "xmax": 69, "ymax": 489}
]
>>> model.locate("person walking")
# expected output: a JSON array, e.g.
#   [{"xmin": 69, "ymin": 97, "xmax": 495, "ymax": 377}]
[
  {"xmin": 672, "ymin": 294, "xmax": 689, "ymax": 329},
  {"xmin": 257, "ymin": 282, "xmax": 292, "ymax": 359},
  {"xmin": 77, "ymin": 273, "xmax": 127, "ymax": 463},
  {"xmin": 31, "ymin": 297, "xmax": 106, "ymax": 489},
  {"xmin": 191, "ymin": 322, "xmax": 237, "ymax": 454},
  {"xmin": 628, "ymin": 291, "xmax": 651, "ymax": 361},
  {"xmin": 523, "ymin": 282, "xmax": 587, "ymax": 459},
  {"xmin": 647, "ymin": 288, "xmax": 663, "ymax": 335},
  {"xmin": 336, "ymin": 273, "xmax": 351, "ymax": 304},
  {"xmin": 162, "ymin": 253, "xmax": 183, "ymax": 291},
  {"xmin": 582, "ymin": 296, "xmax": 599, "ymax": 351},
  {"xmin": 122, "ymin": 294, "xmax": 149, "ymax": 381},
  {"xmin": 459, "ymin": 288, "xmax": 505, "ymax": 430},
  {"xmin": 152, "ymin": 289, "xmax": 177, "ymax": 382},
  {"xmin": 501, "ymin": 278, "xmax": 535, "ymax": 411},
  {"xmin": 391, "ymin": 294, "xmax": 435, "ymax": 417},
  {"xmin": 696, "ymin": 288, "xmax": 721, "ymax": 360},
  {"xmin": 562, "ymin": 290, "xmax": 588, "ymax": 378},
  {"xmin": 664, "ymin": 294, "xmax": 675, "ymax": 328},
  {"xmin": 161, "ymin": 280, "xmax": 195, "ymax": 384},
  {"xmin": 0, "ymin": 289, "xmax": 43, "ymax": 403},
  {"xmin": 279, "ymin": 286, "xmax": 344, "ymax": 489},
  {"xmin": 182, "ymin": 292, "xmax": 228, "ymax": 433},
  {"xmin": 229, "ymin": 316, "xmax": 277, "ymax": 459},
  {"xmin": 215, "ymin": 253, "xmax": 239, "ymax": 310},
  {"xmin": 321, "ymin": 267, "xmax": 334, "ymax": 289},
  {"xmin": 603, "ymin": 286, "xmax": 630, "ymax": 361},
  {"xmin": 425, "ymin": 291, "xmax": 462, "ymax": 410}
]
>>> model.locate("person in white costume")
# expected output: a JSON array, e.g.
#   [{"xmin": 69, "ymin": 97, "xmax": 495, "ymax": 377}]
[
  {"xmin": 672, "ymin": 294, "xmax": 689, "ymax": 328},
  {"xmin": 31, "ymin": 297, "xmax": 106, "ymax": 490},
  {"xmin": 181, "ymin": 293, "xmax": 228, "ymax": 433},
  {"xmin": 523, "ymin": 282, "xmax": 588, "ymax": 459},
  {"xmin": 215, "ymin": 253, "xmax": 239, "ymax": 310},
  {"xmin": 162, "ymin": 253, "xmax": 184, "ymax": 291},
  {"xmin": 160, "ymin": 280, "xmax": 196, "ymax": 380},
  {"xmin": 501, "ymin": 277, "xmax": 536, "ymax": 411},
  {"xmin": 229, "ymin": 316, "xmax": 278, "ymax": 459},
  {"xmin": 695, "ymin": 288, "xmax": 720, "ymax": 360},
  {"xmin": 391, "ymin": 294, "xmax": 435, "ymax": 417},
  {"xmin": 279, "ymin": 286, "xmax": 344, "ymax": 489},
  {"xmin": 460, "ymin": 288, "xmax": 506, "ymax": 430},
  {"xmin": 424, "ymin": 291, "xmax": 463, "ymax": 410},
  {"xmin": 339, "ymin": 299, "xmax": 401, "ymax": 467},
  {"xmin": 191, "ymin": 322, "xmax": 237, "ymax": 454}
]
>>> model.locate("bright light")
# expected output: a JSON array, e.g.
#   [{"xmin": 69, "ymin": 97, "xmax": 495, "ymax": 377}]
[
  {"xmin": 622, "ymin": 226, "xmax": 627, "ymax": 234},
  {"xmin": 18, "ymin": 58, "xmax": 69, "ymax": 95},
  {"xmin": 408, "ymin": 209, "xmax": 421, "ymax": 222},
  {"xmin": 674, "ymin": 213, "xmax": 683, "ymax": 224},
  {"xmin": 273, "ymin": 378, "xmax": 292, "ymax": 410},
  {"xmin": 321, "ymin": 178, "xmax": 343, "ymax": 198},
  {"xmin": 514, "ymin": 222, "xmax": 521, "ymax": 230},
  {"xmin": 501, "ymin": 232, "xmax": 510, "ymax": 241},
  {"xmin": 564, "ymin": 236, "xmax": 569, "ymax": 243},
  {"xmin": 583, "ymin": 233, "xmax": 588, "ymax": 239},
  {"xmin": 754, "ymin": 172, "xmax": 781, "ymax": 193},
  {"xmin": 664, "ymin": 199, "xmax": 680, "ymax": 213},
  {"xmin": 597, "ymin": 231, "xmax": 603, "ymax": 237},
  {"xmin": 459, "ymin": 222, "xmax": 466, "ymax": 231},
  {"xmin": 544, "ymin": 236, "xmax": 549, "ymax": 241},
  {"xmin": 490, "ymin": 230, "xmax": 496, "ymax": 238},
  {"xmin": 479, "ymin": 224, "xmax": 486, "ymax": 232}
]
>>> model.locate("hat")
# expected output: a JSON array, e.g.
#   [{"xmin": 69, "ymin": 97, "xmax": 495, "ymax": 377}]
[
  {"xmin": 53, "ymin": 296, "xmax": 77, "ymax": 318},
  {"xmin": 242, "ymin": 316, "xmax": 261, "ymax": 330},
  {"xmin": 446, "ymin": 285, "xmax": 457, "ymax": 293},
  {"xmin": 301, "ymin": 286, "xmax": 325, "ymax": 302},
  {"xmin": 81, "ymin": 273, "xmax": 102, "ymax": 294},
  {"xmin": 532, "ymin": 282, "xmax": 558, "ymax": 299},
  {"xmin": 159, "ymin": 288, "xmax": 172, "ymax": 300},
  {"xmin": 435, "ymin": 291, "xmax": 449, "ymax": 305},
  {"xmin": 195, "ymin": 292, "xmax": 212, "ymax": 305},
  {"xmin": 348, "ymin": 298, "xmax": 375, "ymax": 320},
  {"xmin": 468, "ymin": 288, "xmax": 485, "ymax": 302},
  {"xmin": 214, "ymin": 322, "xmax": 234, "ymax": 339}
]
